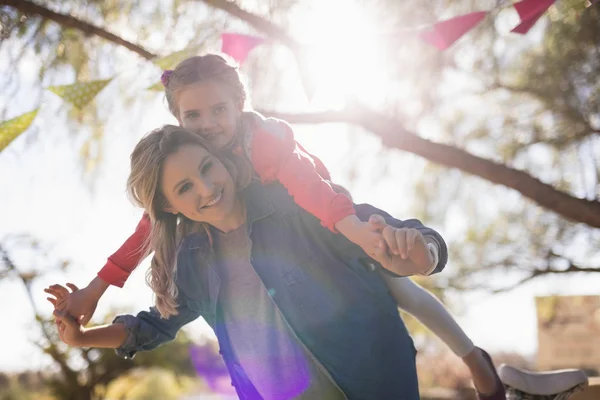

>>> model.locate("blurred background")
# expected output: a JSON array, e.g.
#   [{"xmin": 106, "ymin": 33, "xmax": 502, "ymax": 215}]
[{"xmin": 0, "ymin": 0, "xmax": 599, "ymax": 399}]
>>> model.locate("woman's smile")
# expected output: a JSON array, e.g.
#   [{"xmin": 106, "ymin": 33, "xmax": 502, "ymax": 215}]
[{"xmin": 201, "ymin": 187, "xmax": 223, "ymax": 209}]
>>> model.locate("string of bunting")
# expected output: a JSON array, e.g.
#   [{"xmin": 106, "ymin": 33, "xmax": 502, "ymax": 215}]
[{"xmin": 2, "ymin": 0, "xmax": 593, "ymax": 153}]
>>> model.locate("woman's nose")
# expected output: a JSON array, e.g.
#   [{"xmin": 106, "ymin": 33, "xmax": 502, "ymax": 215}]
[{"xmin": 194, "ymin": 177, "xmax": 215, "ymax": 197}]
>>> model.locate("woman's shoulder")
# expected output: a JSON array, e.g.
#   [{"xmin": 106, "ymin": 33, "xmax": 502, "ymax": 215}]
[{"xmin": 243, "ymin": 180, "xmax": 301, "ymax": 215}]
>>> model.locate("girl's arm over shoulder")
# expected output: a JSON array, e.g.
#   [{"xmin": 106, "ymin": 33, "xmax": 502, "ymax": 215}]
[
  {"xmin": 245, "ymin": 112, "xmax": 381, "ymax": 255},
  {"xmin": 244, "ymin": 111, "xmax": 355, "ymax": 231}
]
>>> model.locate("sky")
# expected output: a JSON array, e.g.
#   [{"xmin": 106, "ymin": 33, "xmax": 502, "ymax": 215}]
[{"xmin": 1, "ymin": 0, "xmax": 599, "ymax": 374}]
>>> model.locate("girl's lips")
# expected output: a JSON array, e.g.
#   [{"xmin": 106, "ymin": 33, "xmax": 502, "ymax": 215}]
[{"xmin": 204, "ymin": 132, "xmax": 222, "ymax": 141}]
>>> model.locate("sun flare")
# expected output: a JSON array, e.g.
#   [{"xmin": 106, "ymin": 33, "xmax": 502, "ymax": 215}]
[{"xmin": 291, "ymin": 1, "xmax": 391, "ymax": 107}]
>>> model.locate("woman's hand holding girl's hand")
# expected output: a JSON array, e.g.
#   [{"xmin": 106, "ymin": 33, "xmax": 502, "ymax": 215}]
[
  {"xmin": 45, "ymin": 283, "xmax": 87, "ymax": 346},
  {"xmin": 53, "ymin": 309, "xmax": 86, "ymax": 347},
  {"xmin": 44, "ymin": 279, "xmax": 105, "ymax": 326},
  {"xmin": 367, "ymin": 215, "xmax": 435, "ymax": 276}
]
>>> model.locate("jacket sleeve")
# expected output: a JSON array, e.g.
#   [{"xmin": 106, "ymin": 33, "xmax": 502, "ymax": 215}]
[
  {"xmin": 247, "ymin": 112, "xmax": 355, "ymax": 232},
  {"xmin": 97, "ymin": 214, "xmax": 151, "ymax": 288},
  {"xmin": 354, "ymin": 203, "xmax": 448, "ymax": 276},
  {"xmin": 113, "ymin": 300, "xmax": 200, "ymax": 359}
]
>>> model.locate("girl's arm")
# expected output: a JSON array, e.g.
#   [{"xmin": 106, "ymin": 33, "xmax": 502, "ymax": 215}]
[
  {"xmin": 59, "ymin": 215, "xmax": 151, "ymax": 325},
  {"xmin": 246, "ymin": 112, "xmax": 378, "ymax": 253},
  {"xmin": 98, "ymin": 214, "xmax": 151, "ymax": 287}
]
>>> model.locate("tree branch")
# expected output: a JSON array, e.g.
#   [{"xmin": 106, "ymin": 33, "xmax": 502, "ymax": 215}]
[
  {"xmin": 259, "ymin": 107, "xmax": 600, "ymax": 228},
  {"xmin": 492, "ymin": 263, "xmax": 599, "ymax": 293},
  {"xmin": 200, "ymin": 0, "xmax": 600, "ymax": 227},
  {"xmin": 1, "ymin": 0, "xmax": 156, "ymax": 60}
]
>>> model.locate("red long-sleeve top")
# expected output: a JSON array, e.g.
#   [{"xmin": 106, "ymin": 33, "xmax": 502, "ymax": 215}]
[{"xmin": 98, "ymin": 115, "xmax": 355, "ymax": 287}]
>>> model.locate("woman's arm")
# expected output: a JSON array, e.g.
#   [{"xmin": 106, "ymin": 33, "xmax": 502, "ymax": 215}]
[
  {"xmin": 297, "ymin": 201, "xmax": 448, "ymax": 276},
  {"xmin": 47, "ymin": 283, "xmax": 200, "ymax": 358},
  {"xmin": 53, "ymin": 310, "xmax": 128, "ymax": 348},
  {"xmin": 355, "ymin": 203, "xmax": 448, "ymax": 275}
]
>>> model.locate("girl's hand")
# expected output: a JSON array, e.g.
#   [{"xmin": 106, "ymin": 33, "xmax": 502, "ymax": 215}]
[
  {"xmin": 368, "ymin": 215, "xmax": 435, "ymax": 275},
  {"xmin": 44, "ymin": 282, "xmax": 100, "ymax": 326},
  {"xmin": 335, "ymin": 215, "xmax": 381, "ymax": 258},
  {"xmin": 53, "ymin": 309, "xmax": 86, "ymax": 347}
]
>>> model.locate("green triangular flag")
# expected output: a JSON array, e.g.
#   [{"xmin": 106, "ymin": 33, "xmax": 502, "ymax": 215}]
[
  {"xmin": 146, "ymin": 81, "xmax": 164, "ymax": 91},
  {"xmin": 154, "ymin": 45, "xmax": 202, "ymax": 70},
  {"xmin": 0, "ymin": 109, "xmax": 39, "ymax": 152},
  {"xmin": 48, "ymin": 78, "xmax": 112, "ymax": 110}
]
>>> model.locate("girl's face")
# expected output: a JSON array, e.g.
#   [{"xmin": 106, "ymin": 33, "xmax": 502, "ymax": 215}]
[
  {"xmin": 161, "ymin": 144, "xmax": 240, "ymax": 229},
  {"xmin": 176, "ymin": 81, "xmax": 243, "ymax": 150}
]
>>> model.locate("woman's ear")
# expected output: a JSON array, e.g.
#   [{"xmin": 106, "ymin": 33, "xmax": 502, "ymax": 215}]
[{"xmin": 163, "ymin": 204, "xmax": 178, "ymax": 215}]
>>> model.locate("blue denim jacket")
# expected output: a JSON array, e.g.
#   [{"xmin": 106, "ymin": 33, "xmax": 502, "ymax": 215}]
[{"xmin": 115, "ymin": 181, "xmax": 447, "ymax": 400}]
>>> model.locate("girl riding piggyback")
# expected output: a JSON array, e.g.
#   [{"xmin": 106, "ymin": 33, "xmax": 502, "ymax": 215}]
[{"xmin": 66, "ymin": 54, "xmax": 420, "ymax": 320}]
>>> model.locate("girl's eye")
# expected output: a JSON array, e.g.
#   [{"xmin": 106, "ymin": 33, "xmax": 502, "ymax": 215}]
[
  {"xmin": 201, "ymin": 161, "xmax": 213, "ymax": 174},
  {"xmin": 178, "ymin": 182, "xmax": 192, "ymax": 195},
  {"xmin": 186, "ymin": 112, "xmax": 199, "ymax": 120}
]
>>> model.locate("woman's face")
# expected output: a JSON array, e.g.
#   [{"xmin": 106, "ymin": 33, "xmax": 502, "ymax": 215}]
[
  {"xmin": 160, "ymin": 144, "xmax": 239, "ymax": 228},
  {"xmin": 176, "ymin": 81, "xmax": 243, "ymax": 150}
]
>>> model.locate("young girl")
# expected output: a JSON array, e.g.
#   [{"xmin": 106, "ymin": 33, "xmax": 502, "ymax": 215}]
[{"xmin": 55, "ymin": 54, "xmax": 504, "ymax": 399}]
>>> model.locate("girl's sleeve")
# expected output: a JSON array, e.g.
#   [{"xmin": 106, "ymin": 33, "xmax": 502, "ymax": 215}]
[
  {"xmin": 97, "ymin": 214, "xmax": 151, "ymax": 288},
  {"xmin": 248, "ymin": 114, "xmax": 355, "ymax": 232}
]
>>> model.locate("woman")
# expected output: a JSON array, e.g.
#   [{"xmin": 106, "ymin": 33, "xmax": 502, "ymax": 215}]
[{"xmin": 48, "ymin": 125, "xmax": 448, "ymax": 399}]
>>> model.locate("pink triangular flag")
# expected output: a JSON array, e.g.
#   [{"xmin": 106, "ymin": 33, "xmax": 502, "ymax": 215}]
[
  {"xmin": 419, "ymin": 11, "xmax": 487, "ymax": 50},
  {"xmin": 511, "ymin": 0, "xmax": 555, "ymax": 34},
  {"xmin": 221, "ymin": 33, "xmax": 265, "ymax": 63}
]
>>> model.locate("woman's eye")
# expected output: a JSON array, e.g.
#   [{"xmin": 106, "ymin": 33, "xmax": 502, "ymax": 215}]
[
  {"xmin": 186, "ymin": 112, "xmax": 199, "ymax": 120},
  {"xmin": 201, "ymin": 161, "xmax": 213, "ymax": 174},
  {"xmin": 178, "ymin": 182, "xmax": 192, "ymax": 195}
]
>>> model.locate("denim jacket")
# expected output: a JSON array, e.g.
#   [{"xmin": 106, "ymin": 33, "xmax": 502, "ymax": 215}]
[{"xmin": 115, "ymin": 181, "xmax": 447, "ymax": 399}]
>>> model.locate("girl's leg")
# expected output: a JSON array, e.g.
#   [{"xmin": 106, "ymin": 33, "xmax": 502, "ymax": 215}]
[{"xmin": 381, "ymin": 274, "xmax": 503, "ymax": 397}]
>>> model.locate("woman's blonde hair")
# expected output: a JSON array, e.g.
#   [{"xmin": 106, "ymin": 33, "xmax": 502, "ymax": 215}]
[{"xmin": 127, "ymin": 125, "xmax": 251, "ymax": 318}]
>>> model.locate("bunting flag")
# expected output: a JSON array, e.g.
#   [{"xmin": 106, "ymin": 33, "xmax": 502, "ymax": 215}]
[
  {"xmin": 419, "ymin": 11, "xmax": 487, "ymax": 50},
  {"xmin": 0, "ymin": 109, "xmax": 39, "ymax": 152},
  {"xmin": 154, "ymin": 45, "xmax": 203, "ymax": 70},
  {"xmin": 146, "ymin": 81, "xmax": 165, "ymax": 91},
  {"xmin": 221, "ymin": 33, "xmax": 265, "ymax": 63},
  {"xmin": 47, "ymin": 78, "xmax": 112, "ymax": 110},
  {"xmin": 511, "ymin": 0, "xmax": 555, "ymax": 34}
]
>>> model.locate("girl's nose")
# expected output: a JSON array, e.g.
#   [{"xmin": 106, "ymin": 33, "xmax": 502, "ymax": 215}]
[{"xmin": 198, "ymin": 115, "xmax": 218, "ymax": 132}]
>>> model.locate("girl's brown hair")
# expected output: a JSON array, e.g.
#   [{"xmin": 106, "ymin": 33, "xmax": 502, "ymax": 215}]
[
  {"xmin": 127, "ymin": 125, "xmax": 251, "ymax": 318},
  {"xmin": 163, "ymin": 54, "xmax": 248, "ymax": 120}
]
